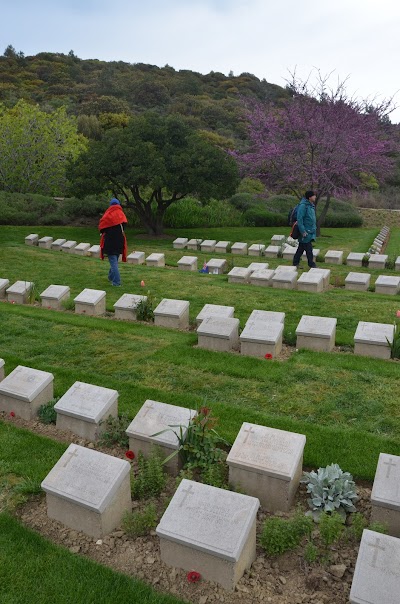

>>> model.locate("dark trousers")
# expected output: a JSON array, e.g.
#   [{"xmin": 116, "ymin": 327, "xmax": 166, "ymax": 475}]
[{"xmin": 293, "ymin": 241, "xmax": 316, "ymax": 267}]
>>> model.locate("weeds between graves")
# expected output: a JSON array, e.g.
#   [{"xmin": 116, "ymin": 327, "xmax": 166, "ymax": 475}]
[
  {"xmin": 38, "ymin": 397, "xmax": 59, "ymax": 425},
  {"xmin": 131, "ymin": 449, "xmax": 167, "ymax": 500},
  {"xmin": 136, "ymin": 291, "xmax": 156, "ymax": 322},
  {"xmin": 98, "ymin": 414, "xmax": 130, "ymax": 448},
  {"xmin": 122, "ymin": 502, "xmax": 158, "ymax": 537},
  {"xmin": 388, "ymin": 319, "xmax": 400, "ymax": 359}
]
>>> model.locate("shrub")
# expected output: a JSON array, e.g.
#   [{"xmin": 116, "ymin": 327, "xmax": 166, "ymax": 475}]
[
  {"xmin": 201, "ymin": 461, "xmax": 229, "ymax": 489},
  {"xmin": 229, "ymin": 192, "xmax": 259, "ymax": 211},
  {"xmin": 164, "ymin": 197, "xmax": 243, "ymax": 228},
  {"xmin": 136, "ymin": 291, "xmax": 156, "ymax": 322},
  {"xmin": 131, "ymin": 449, "xmax": 167, "ymax": 500},
  {"xmin": 319, "ymin": 511, "xmax": 344, "ymax": 547},
  {"xmin": 38, "ymin": 397, "xmax": 59, "ymax": 425},
  {"xmin": 304, "ymin": 542, "xmax": 319, "ymax": 564},
  {"xmin": 260, "ymin": 511, "xmax": 313, "ymax": 556},
  {"xmin": 244, "ymin": 206, "xmax": 286, "ymax": 227},
  {"xmin": 98, "ymin": 414, "xmax": 130, "ymax": 448},
  {"xmin": 122, "ymin": 502, "xmax": 158, "ymax": 537},
  {"xmin": 388, "ymin": 320, "xmax": 400, "ymax": 359},
  {"xmin": 301, "ymin": 463, "xmax": 358, "ymax": 521}
]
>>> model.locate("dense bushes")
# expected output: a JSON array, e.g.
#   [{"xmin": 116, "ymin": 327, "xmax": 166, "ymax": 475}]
[
  {"xmin": 163, "ymin": 197, "xmax": 243, "ymax": 228},
  {"xmin": 243, "ymin": 207, "xmax": 286, "ymax": 226}
]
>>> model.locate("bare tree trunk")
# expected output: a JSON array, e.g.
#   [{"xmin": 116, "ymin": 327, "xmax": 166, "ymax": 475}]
[{"xmin": 316, "ymin": 193, "xmax": 331, "ymax": 237}]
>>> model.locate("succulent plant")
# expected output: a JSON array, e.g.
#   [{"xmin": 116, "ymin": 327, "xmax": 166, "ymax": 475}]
[{"xmin": 300, "ymin": 463, "xmax": 358, "ymax": 521}]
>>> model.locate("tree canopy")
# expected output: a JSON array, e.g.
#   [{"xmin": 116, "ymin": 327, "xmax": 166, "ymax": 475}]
[
  {"xmin": 0, "ymin": 100, "xmax": 85, "ymax": 195},
  {"xmin": 68, "ymin": 113, "xmax": 239, "ymax": 234},
  {"xmin": 237, "ymin": 74, "xmax": 398, "ymax": 230}
]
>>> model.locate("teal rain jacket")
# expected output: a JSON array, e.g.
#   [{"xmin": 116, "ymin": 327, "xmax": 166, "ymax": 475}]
[{"xmin": 296, "ymin": 197, "xmax": 316, "ymax": 243}]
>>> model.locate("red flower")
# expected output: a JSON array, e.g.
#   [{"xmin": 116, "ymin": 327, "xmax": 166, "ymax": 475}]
[
  {"xmin": 264, "ymin": 353, "xmax": 273, "ymax": 359},
  {"xmin": 187, "ymin": 571, "xmax": 201, "ymax": 583},
  {"xmin": 199, "ymin": 406, "xmax": 210, "ymax": 416},
  {"xmin": 396, "ymin": 310, "xmax": 400, "ymax": 318},
  {"xmin": 10, "ymin": 411, "xmax": 15, "ymax": 418},
  {"xmin": 140, "ymin": 280, "xmax": 145, "ymax": 287},
  {"xmin": 125, "ymin": 450, "xmax": 135, "ymax": 460}
]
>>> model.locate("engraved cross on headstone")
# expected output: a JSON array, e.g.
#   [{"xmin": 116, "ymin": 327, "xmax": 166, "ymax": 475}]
[
  {"xmin": 368, "ymin": 537, "xmax": 386, "ymax": 568},
  {"xmin": 142, "ymin": 402, "xmax": 155, "ymax": 418},
  {"xmin": 27, "ymin": 375, "xmax": 36, "ymax": 383},
  {"xmin": 243, "ymin": 425, "xmax": 255, "ymax": 444},
  {"xmin": 63, "ymin": 448, "xmax": 79, "ymax": 468},
  {"xmin": 384, "ymin": 457, "xmax": 397, "ymax": 479},
  {"xmin": 179, "ymin": 484, "xmax": 194, "ymax": 507}
]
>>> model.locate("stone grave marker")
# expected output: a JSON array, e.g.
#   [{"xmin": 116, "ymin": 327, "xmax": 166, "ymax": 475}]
[
  {"xmin": 264, "ymin": 245, "xmax": 280, "ymax": 258},
  {"xmin": 74, "ymin": 243, "xmax": 91, "ymax": 256},
  {"xmin": 126, "ymin": 400, "xmax": 196, "ymax": 475},
  {"xmin": 324, "ymin": 250, "xmax": 343, "ymax": 264},
  {"xmin": 177, "ymin": 256, "xmax": 198, "ymax": 271},
  {"xmin": 25, "ymin": 233, "xmax": 39, "ymax": 246},
  {"xmin": 154, "ymin": 298, "xmax": 190, "ymax": 330},
  {"xmin": 272, "ymin": 270, "xmax": 297, "ymax": 290},
  {"xmin": 197, "ymin": 316, "xmax": 240, "ymax": 352},
  {"xmin": 240, "ymin": 320, "xmax": 283, "ymax": 358},
  {"xmin": 395, "ymin": 256, "xmax": 400, "ymax": 271},
  {"xmin": 371, "ymin": 453, "xmax": 400, "ymax": 537},
  {"xmin": 187, "ymin": 238, "xmax": 202, "ymax": 250},
  {"xmin": 74, "ymin": 288, "xmax": 106, "ymax": 316},
  {"xmin": 354, "ymin": 321, "xmax": 394, "ymax": 360},
  {"xmin": 0, "ymin": 365, "xmax": 54, "ymax": 420},
  {"xmin": 146, "ymin": 253, "xmax": 165, "ymax": 267},
  {"xmin": 0, "ymin": 358, "xmax": 4, "ymax": 382},
  {"xmin": 6, "ymin": 281, "xmax": 33, "ymax": 304},
  {"xmin": 231, "ymin": 242, "xmax": 248, "ymax": 255},
  {"xmin": 54, "ymin": 381, "xmax": 118, "ymax": 440},
  {"xmin": 41, "ymin": 444, "xmax": 131, "ymax": 538},
  {"xmin": 156, "ymin": 479, "xmax": 259, "ymax": 590},
  {"xmin": 249, "ymin": 269, "xmax": 275, "ymax": 287},
  {"xmin": 61, "ymin": 240, "xmax": 77, "ymax": 253},
  {"xmin": 274, "ymin": 264, "xmax": 297, "ymax": 273},
  {"xmin": 349, "ymin": 529, "xmax": 400, "ymax": 604},
  {"xmin": 271, "ymin": 235, "xmax": 285, "ymax": 243},
  {"xmin": 375, "ymin": 275, "xmax": 400, "ymax": 295},
  {"xmin": 38, "ymin": 236, "xmax": 53, "ymax": 249},
  {"xmin": 0, "ymin": 278, "xmax": 10, "ymax": 299},
  {"xmin": 206, "ymin": 259, "xmax": 227, "ymax": 274},
  {"xmin": 51, "ymin": 238, "xmax": 67, "ymax": 251},
  {"xmin": 346, "ymin": 252, "xmax": 365, "ymax": 267},
  {"xmin": 40, "ymin": 285, "xmax": 70, "ymax": 310},
  {"xmin": 127, "ymin": 251, "xmax": 145, "ymax": 265},
  {"xmin": 215, "ymin": 241, "xmax": 230, "ymax": 254},
  {"xmin": 296, "ymin": 315, "xmax": 337, "ymax": 351},
  {"xmin": 228, "ymin": 267, "xmax": 252, "ymax": 284},
  {"xmin": 345, "ymin": 272, "xmax": 371, "ymax": 292},
  {"xmin": 114, "ymin": 293, "xmax": 147, "ymax": 320},
  {"xmin": 247, "ymin": 309, "xmax": 285, "ymax": 324},
  {"xmin": 196, "ymin": 303, "xmax": 235, "ymax": 326},
  {"xmin": 227, "ymin": 423, "xmax": 306, "ymax": 511},
  {"xmin": 297, "ymin": 271, "xmax": 324, "ymax": 293},
  {"xmin": 88, "ymin": 244, "xmax": 101, "ymax": 258},
  {"xmin": 308, "ymin": 267, "xmax": 331, "ymax": 289},
  {"xmin": 200, "ymin": 239, "xmax": 217, "ymax": 253},
  {"xmin": 248, "ymin": 262, "xmax": 269, "ymax": 272},
  {"xmin": 369, "ymin": 254, "xmax": 388, "ymax": 270},
  {"xmin": 173, "ymin": 237, "xmax": 188, "ymax": 250},
  {"xmin": 248, "ymin": 244, "xmax": 265, "ymax": 257}
]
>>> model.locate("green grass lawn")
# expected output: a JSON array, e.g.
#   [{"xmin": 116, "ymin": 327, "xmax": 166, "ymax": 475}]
[{"xmin": 1, "ymin": 224, "xmax": 400, "ymax": 603}]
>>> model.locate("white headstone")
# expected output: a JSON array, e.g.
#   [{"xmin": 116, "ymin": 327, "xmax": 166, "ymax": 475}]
[
  {"xmin": 0, "ymin": 365, "xmax": 54, "ymax": 420},
  {"xmin": 240, "ymin": 320, "xmax": 284, "ymax": 358},
  {"xmin": 40, "ymin": 285, "xmax": 70, "ymax": 309},
  {"xmin": 38, "ymin": 236, "xmax": 53, "ymax": 248},
  {"xmin": 250, "ymin": 269, "xmax": 275, "ymax": 287},
  {"xmin": 173, "ymin": 238, "xmax": 188, "ymax": 249},
  {"xmin": 375, "ymin": 275, "xmax": 400, "ymax": 295},
  {"xmin": 215, "ymin": 241, "xmax": 230, "ymax": 253},
  {"xmin": 271, "ymin": 235, "xmax": 285, "ymax": 243},
  {"xmin": 154, "ymin": 298, "xmax": 190, "ymax": 330},
  {"xmin": 324, "ymin": 250, "xmax": 343, "ymax": 264},
  {"xmin": 0, "ymin": 278, "xmax": 10, "ymax": 299},
  {"xmin": 248, "ymin": 244, "xmax": 266, "ymax": 256},
  {"xmin": 228, "ymin": 267, "xmax": 252, "ymax": 283},
  {"xmin": 61, "ymin": 240, "xmax": 77, "ymax": 253},
  {"xmin": 369, "ymin": 254, "xmax": 388, "ymax": 269},
  {"xmin": 206, "ymin": 259, "xmax": 227, "ymax": 274},
  {"xmin": 346, "ymin": 252, "xmax": 365, "ymax": 267},
  {"xmin": 88, "ymin": 244, "xmax": 101, "ymax": 257},
  {"xmin": 25, "ymin": 233, "xmax": 39, "ymax": 245},
  {"xmin": 264, "ymin": 245, "xmax": 280, "ymax": 258},
  {"xmin": 231, "ymin": 242, "xmax": 248, "ymax": 255},
  {"xmin": 74, "ymin": 242, "xmax": 91, "ymax": 255},
  {"xmin": 201, "ymin": 239, "xmax": 217, "ymax": 252},
  {"xmin": 247, "ymin": 310, "xmax": 285, "ymax": 324},
  {"xmin": 51, "ymin": 238, "xmax": 67, "ymax": 250},
  {"xmin": 127, "ymin": 251, "xmax": 145, "ymax": 264},
  {"xmin": 146, "ymin": 253, "xmax": 165, "ymax": 267},
  {"xmin": 41, "ymin": 444, "xmax": 131, "ymax": 538},
  {"xmin": 177, "ymin": 255, "xmax": 198, "ymax": 271},
  {"xmin": 296, "ymin": 315, "xmax": 337, "ymax": 352},
  {"xmin": 248, "ymin": 262, "xmax": 269, "ymax": 272},
  {"xmin": 74, "ymin": 289, "xmax": 106, "ymax": 316},
  {"xmin": 354, "ymin": 321, "xmax": 394, "ymax": 359},
  {"xmin": 196, "ymin": 303, "xmax": 234, "ymax": 325},
  {"xmin": 6, "ymin": 281, "xmax": 33, "ymax": 304},
  {"xmin": 114, "ymin": 293, "xmax": 147, "ymax": 320}
]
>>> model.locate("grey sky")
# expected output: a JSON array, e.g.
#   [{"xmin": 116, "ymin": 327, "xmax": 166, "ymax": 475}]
[{"xmin": 3, "ymin": 0, "xmax": 400, "ymax": 122}]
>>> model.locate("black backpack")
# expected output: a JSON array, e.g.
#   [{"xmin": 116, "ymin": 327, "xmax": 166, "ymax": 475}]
[{"xmin": 288, "ymin": 204, "xmax": 299, "ymax": 226}]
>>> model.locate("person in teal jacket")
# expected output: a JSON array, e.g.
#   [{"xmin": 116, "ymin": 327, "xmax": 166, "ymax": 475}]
[{"xmin": 293, "ymin": 190, "xmax": 317, "ymax": 268}]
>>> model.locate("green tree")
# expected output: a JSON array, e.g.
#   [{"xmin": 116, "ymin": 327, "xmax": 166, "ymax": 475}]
[
  {"xmin": 68, "ymin": 113, "xmax": 239, "ymax": 234},
  {"xmin": 0, "ymin": 100, "xmax": 85, "ymax": 195}
]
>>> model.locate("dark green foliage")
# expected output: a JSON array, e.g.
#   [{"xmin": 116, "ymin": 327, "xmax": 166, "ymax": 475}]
[
  {"xmin": 304, "ymin": 542, "xmax": 319, "ymax": 564},
  {"xmin": 132, "ymin": 450, "xmax": 167, "ymax": 500},
  {"xmin": 389, "ymin": 321, "xmax": 400, "ymax": 359},
  {"xmin": 164, "ymin": 198, "xmax": 243, "ymax": 229},
  {"xmin": 229, "ymin": 192, "xmax": 260, "ymax": 211},
  {"xmin": 244, "ymin": 206, "xmax": 286, "ymax": 226},
  {"xmin": 319, "ymin": 512, "xmax": 345, "ymax": 547},
  {"xmin": 201, "ymin": 461, "xmax": 229, "ymax": 489},
  {"xmin": 122, "ymin": 503, "xmax": 158, "ymax": 537},
  {"xmin": 136, "ymin": 292, "xmax": 156, "ymax": 322},
  {"xmin": 38, "ymin": 397, "xmax": 59, "ymax": 425},
  {"xmin": 260, "ymin": 511, "xmax": 313, "ymax": 556},
  {"xmin": 348, "ymin": 512, "xmax": 368, "ymax": 540},
  {"xmin": 98, "ymin": 414, "xmax": 130, "ymax": 448}
]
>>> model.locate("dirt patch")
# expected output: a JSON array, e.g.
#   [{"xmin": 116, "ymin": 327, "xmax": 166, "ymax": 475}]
[{"xmin": 3, "ymin": 413, "xmax": 373, "ymax": 604}]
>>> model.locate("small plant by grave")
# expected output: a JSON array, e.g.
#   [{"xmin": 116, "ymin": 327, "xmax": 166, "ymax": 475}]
[
  {"xmin": 98, "ymin": 414, "xmax": 130, "ymax": 448},
  {"xmin": 385, "ymin": 255, "xmax": 396, "ymax": 270},
  {"xmin": 388, "ymin": 320, "xmax": 400, "ymax": 359},
  {"xmin": 260, "ymin": 509, "xmax": 313, "ymax": 556},
  {"xmin": 122, "ymin": 502, "xmax": 158, "ymax": 537},
  {"xmin": 61, "ymin": 297, "xmax": 75, "ymax": 311},
  {"xmin": 131, "ymin": 448, "xmax": 167, "ymax": 500},
  {"xmin": 38, "ymin": 397, "xmax": 59, "ymax": 424},
  {"xmin": 301, "ymin": 463, "xmax": 358, "ymax": 521},
  {"xmin": 136, "ymin": 291, "xmax": 155, "ymax": 322},
  {"xmin": 27, "ymin": 281, "xmax": 39, "ymax": 305},
  {"xmin": 304, "ymin": 542, "xmax": 319, "ymax": 564},
  {"xmin": 319, "ymin": 511, "xmax": 344, "ymax": 547},
  {"xmin": 201, "ymin": 460, "xmax": 229, "ymax": 489}
]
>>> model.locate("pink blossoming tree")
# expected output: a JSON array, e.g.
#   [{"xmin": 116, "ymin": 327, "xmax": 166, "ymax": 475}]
[{"xmin": 237, "ymin": 73, "xmax": 397, "ymax": 234}]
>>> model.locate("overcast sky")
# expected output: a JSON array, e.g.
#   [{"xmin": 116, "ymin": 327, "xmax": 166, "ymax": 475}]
[{"xmin": 3, "ymin": 0, "xmax": 400, "ymax": 122}]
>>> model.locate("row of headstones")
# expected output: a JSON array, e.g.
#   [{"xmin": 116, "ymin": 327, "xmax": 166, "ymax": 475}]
[
  {"xmin": 0, "ymin": 361, "xmax": 398, "ymax": 599},
  {"xmin": 25, "ymin": 234, "xmax": 101, "ymax": 257},
  {"xmin": 1, "ymin": 277, "xmax": 395, "ymax": 360},
  {"xmin": 368, "ymin": 225, "xmax": 390, "ymax": 255}
]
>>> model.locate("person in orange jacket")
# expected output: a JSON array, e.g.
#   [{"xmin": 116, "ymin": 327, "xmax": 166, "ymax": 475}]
[{"xmin": 99, "ymin": 198, "xmax": 128, "ymax": 286}]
